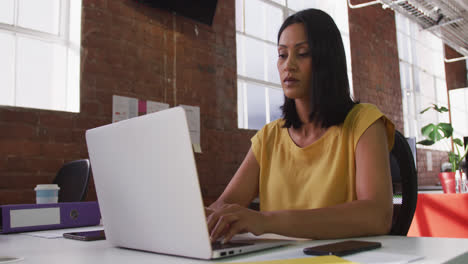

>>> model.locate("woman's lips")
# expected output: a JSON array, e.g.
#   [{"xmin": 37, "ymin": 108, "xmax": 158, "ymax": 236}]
[{"xmin": 284, "ymin": 78, "xmax": 299, "ymax": 86}]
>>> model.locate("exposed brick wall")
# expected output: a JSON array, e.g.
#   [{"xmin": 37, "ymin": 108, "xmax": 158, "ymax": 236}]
[
  {"xmin": 347, "ymin": 3, "xmax": 451, "ymax": 187},
  {"xmin": 348, "ymin": 4, "xmax": 404, "ymax": 132},
  {"xmin": 416, "ymin": 149, "xmax": 449, "ymax": 186},
  {"xmin": 445, "ymin": 46, "xmax": 468, "ymax": 91},
  {"xmin": 2, "ymin": 0, "xmax": 465, "ymax": 205},
  {"xmin": 0, "ymin": 0, "xmax": 256, "ymax": 204}
]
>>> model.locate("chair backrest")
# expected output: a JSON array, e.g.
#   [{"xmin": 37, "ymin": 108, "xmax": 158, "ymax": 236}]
[
  {"xmin": 53, "ymin": 159, "xmax": 91, "ymax": 202},
  {"xmin": 389, "ymin": 130, "xmax": 418, "ymax": 235}
]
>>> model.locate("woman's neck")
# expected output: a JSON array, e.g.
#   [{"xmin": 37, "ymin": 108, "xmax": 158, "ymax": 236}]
[
  {"xmin": 290, "ymin": 98, "xmax": 326, "ymax": 141},
  {"xmin": 294, "ymin": 98, "xmax": 311, "ymax": 125}
]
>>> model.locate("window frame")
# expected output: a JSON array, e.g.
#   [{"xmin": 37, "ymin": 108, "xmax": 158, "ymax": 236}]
[
  {"xmin": 396, "ymin": 13, "xmax": 449, "ymax": 151},
  {"xmin": 0, "ymin": 0, "xmax": 81, "ymax": 113},
  {"xmin": 236, "ymin": 0, "xmax": 353, "ymax": 130}
]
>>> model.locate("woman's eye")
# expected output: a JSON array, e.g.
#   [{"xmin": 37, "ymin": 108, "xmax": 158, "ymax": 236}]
[
  {"xmin": 298, "ymin": 52, "xmax": 310, "ymax": 57},
  {"xmin": 278, "ymin": 54, "xmax": 287, "ymax": 59}
]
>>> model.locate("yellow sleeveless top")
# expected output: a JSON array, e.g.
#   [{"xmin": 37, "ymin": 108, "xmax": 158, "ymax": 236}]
[{"xmin": 251, "ymin": 103, "xmax": 395, "ymax": 212}]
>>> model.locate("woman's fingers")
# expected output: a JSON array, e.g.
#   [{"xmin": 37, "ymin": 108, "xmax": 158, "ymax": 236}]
[
  {"xmin": 205, "ymin": 207, "xmax": 214, "ymax": 218},
  {"xmin": 222, "ymin": 220, "xmax": 247, "ymax": 244},
  {"xmin": 207, "ymin": 204, "xmax": 265, "ymax": 244},
  {"xmin": 210, "ymin": 213, "xmax": 239, "ymax": 242},
  {"xmin": 207, "ymin": 204, "xmax": 239, "ymax": 233}
]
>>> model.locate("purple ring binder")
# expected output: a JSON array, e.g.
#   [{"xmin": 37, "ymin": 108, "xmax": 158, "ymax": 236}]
[{"xmin": 1, "ymin": 201, "xmax": 101, "ymax": 234}]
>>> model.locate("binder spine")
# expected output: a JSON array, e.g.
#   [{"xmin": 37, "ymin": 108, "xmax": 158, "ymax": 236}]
[{"xmin": 0, "ymin": 202, "xmax": 101, "ymax": 234}]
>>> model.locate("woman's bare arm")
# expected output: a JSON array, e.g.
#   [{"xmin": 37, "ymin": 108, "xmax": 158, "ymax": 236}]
[
  {"xmin": 209, "ymin": 148, "xmax": 260, "ymax": 210},
  {"xmin": 208, "ymin": 119, "xmax": 394, "ymax": 242}
]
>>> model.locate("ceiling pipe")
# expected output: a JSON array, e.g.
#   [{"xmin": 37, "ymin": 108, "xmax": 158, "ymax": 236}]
[
  {"xmin": 347, "ymin": 0, "xmax": 382, "ymax": 9},
  {"xmin": 444, "ymin": 46, "xmax": 468, "ymax": 63},
  {"xmin": 423, "ymin": 17, "xmax": 463, "ymax": 31},
  {"xmin": 444, "ymin": 56, "xmax": 468, "ymax": 63}
]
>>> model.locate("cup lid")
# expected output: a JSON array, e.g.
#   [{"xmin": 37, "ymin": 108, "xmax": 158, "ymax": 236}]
[{"xmin": 34, "ymin": 184, "xmax": 60, "ymax": 191}]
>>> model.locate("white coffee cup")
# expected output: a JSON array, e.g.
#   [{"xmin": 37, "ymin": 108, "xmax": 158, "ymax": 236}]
[{"xmin": 34, "ymin": 184, "xmax": 60, "ymax": 204}]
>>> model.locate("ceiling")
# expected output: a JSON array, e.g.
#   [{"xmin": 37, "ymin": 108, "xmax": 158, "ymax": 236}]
[{"xmin": 351, "ymin": 0, "xmax": 468, "ymax": 61}]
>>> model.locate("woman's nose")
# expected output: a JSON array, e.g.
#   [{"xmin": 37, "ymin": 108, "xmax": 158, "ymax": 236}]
[{"xmin": 284, "ymin": 56, "xmax": 297, "ymax": 71}]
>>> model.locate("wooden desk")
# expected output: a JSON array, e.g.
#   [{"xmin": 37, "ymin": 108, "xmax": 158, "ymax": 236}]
[{"xmin": 1, "ymin": 232, "xmax": 468, "ymax": 263}]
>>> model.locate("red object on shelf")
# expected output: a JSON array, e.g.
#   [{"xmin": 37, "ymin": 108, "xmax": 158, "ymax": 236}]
[
  {"xmin": 438, "ymin": 172, "xmax": 456, "ymax": 193},
  {"xmin": 408, "ymin": 193, "xmax": 468, "ymax": 238}
]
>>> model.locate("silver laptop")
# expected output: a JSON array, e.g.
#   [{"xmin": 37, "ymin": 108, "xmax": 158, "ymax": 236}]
[{"xmin": 85, "ymin": 107, "xmax": 291, "ymax": 259}]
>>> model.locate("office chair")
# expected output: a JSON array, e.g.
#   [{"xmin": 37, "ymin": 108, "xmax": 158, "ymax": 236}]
[
  {"xmin": 389, "ymin": 130, "xmax": 418, "ymax": 236},
  {"xmin": 53, "ymin": 159, "xmax": 91, "ymax": 202}
]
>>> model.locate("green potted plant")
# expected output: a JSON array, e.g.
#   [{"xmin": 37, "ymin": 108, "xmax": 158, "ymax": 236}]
[{"xmin": 417, "ymin": 104, "xmax": 468, "ymax": 193}]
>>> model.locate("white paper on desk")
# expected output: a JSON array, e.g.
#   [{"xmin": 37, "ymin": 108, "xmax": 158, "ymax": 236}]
[
  {"xmin": 21, "ymin": 226, "xmax": 104, "ymax": 239},
  {"xmin": 344, "ymin": 251, "xmax": 424, "ymax": 264}
]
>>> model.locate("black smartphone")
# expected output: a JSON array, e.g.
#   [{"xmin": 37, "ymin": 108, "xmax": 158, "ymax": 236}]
[
  {"xmin": 303, "ymin": 240, "xmax": 381, "ymax": 257},
  {"xmin": 63, "ymin": 230, "xmax": 106, "ymax": 241}
]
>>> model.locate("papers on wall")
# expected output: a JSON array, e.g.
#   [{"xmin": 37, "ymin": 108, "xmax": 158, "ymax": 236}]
[
  {"xmin": 112, "ymin": 95, "xmax": 138, "ymax": 123},
  {"xmin": 147, "ymin": 101, "xmax": 169, "ymax": 113},
  {"xmin": 111, "ymin": 96, "xmax": 201, "ymax": 153},
  {"xmin": 112, "ymin": 95, "xmax": 169, "ymax": 123},
  {"xmin": 180, "ymin": 105, "xmax": 202, "ymax": 153}
]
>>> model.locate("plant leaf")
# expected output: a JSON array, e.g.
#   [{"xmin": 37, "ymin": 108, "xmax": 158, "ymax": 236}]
[
  {"xmin": 438, "ymin": 123, "xmax": 453, "ymax": 138},
  {"xmin": 429, "ymin": 129, "xmax": 444, "ymax": 142},
  {"xmin": 421, "ymin": 124, "xmax": 437, "ymax": 137},
  {"xmin": 434, "ymin": 105, "xmax": 449, "ymax": 113},
  {"xmin": 449, "ymin": 152, "xmax": 458, "ymax": 161},
  {"xmin": 449, "ymin": 152, "xmax": 460, "ymax": 170},
  {"xmin": 454, "ymin": 138, "xmax": 464, "ymax": 146},
  {"xmin": 420, "ymin": 106, "xmax": 432, "ymax": 114},
  {"xmin": 417, "ymin": 139, "xmax": 435, "ymax": 146}
]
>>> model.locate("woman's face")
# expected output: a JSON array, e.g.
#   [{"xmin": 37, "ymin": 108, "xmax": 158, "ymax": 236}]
[{"xmin": 277, "ymin": 23, "xmax": 312, "ymax": 100}]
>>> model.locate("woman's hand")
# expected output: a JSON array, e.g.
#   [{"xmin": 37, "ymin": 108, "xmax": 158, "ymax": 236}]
[
  {"xmin": 205, "ymin": 207, "xmax": 214, "ymax": 218},
  {"xmin": 207, "ymin": 204, "xmax": 267, "ymax": 244}
]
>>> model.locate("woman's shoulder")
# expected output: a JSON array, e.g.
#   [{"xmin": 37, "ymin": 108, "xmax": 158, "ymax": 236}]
[
  {"xmin": 266, "ymin": 118, "xmax": 285, "ymax": 130},
  {"xmin": 254, "ymin": 118, "xmax": 285, "ymax": 139},
  {"xmin": 345, "ymin": 103, "xmax": 382, "ymax": 123},
  {"xmin": 349, "ymin": 103, "xmax": 381, "ymax": 115},
  {"xmin": 259, "ymin": 118, "xmax": 284, "ymax": 131}
]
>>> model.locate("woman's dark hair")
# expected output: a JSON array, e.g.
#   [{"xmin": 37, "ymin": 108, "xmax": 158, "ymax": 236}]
[{"xmin": 278, "ymin": 9, "xmax": 357, "ymax": 129}]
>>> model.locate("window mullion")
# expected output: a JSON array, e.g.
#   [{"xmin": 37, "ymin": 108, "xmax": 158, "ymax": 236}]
[
  {"xmin": 243, "ymin": 82, "xmax": 248, "ymax": 128},
  {"xmin": 60, "ymin": 0, "xmax": 70, "ymax": 41},
  {"xmin": 12, "ymin": 0, "xmax": 19, "ymax": 105},
  {"xmin": 242, "ymin": 0, "xmax": 245, "ymax": 34},
  {"xmin": 61, "ymin": 0, "xmax": 71, "ymax": 111},
  {"xmin": 1, "ymin": 0, "xmax": 81, "ymax": 113},
  {"xmin": 265, "ymin": 87, "xmax": 270, "ymax": 124},
  {"xmin": 0, "ymin": 24, "xmax": 66, "ymax": 45},
  {"xmin": 13, "ymin": 29, "xmax": 18, "ymax": 106},
  {"xmin": 14, "ymin": 0, "xmax": 18, "ymax": 26}
]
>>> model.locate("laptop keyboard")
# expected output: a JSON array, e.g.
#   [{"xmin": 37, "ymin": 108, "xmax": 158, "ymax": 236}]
[{"xmin": 211, "ymin": 241, "xmax": 254, "ymax": 250}]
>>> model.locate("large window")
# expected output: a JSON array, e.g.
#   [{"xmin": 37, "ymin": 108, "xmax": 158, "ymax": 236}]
[
  {"xmin": 450, "ymin": 88, "xmax": 468, "ymax": 141},
  {"xmin": 396, "ymin": 13, "xmax": 449, "ymax": 151},
  {"xmin": 0, "ymin": 0, "xmax": 82, "ymax": 113},
  {"xmin": 236, "ymin": 0, "xmax": 352, "ymax": 129}
]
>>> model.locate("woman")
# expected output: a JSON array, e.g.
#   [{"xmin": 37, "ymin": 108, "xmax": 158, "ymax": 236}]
[{"xmin": 207, "ymin": 9, "xmax": 395, "ymax": 243}]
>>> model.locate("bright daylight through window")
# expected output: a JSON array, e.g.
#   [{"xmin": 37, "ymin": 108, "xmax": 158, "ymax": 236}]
[
  {"xmin": 396, "ymin": 12, "xmax": 449, "ymax": 151},
  {"xmin": 235, "ymin": 0, "xmax": 352, "ymax": 129},
  {"xmin": 0, "ymin": 0, "xmax": 82, "ymax": 113}
]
